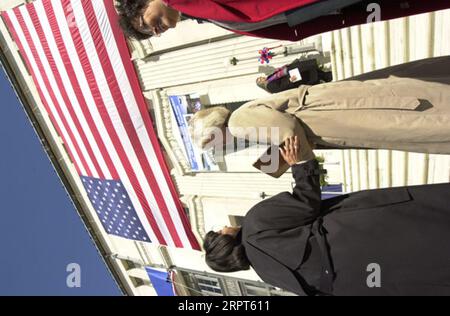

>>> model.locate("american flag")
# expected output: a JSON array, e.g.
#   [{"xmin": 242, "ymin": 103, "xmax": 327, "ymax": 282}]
[{"xmin": 1, "ymin": 0, "xmax": 200, "ymax": 250}]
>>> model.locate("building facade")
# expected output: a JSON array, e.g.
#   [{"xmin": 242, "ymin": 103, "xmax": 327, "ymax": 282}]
[{"xmin": 1, "ymin": 0, "xmax": 449, "ymax": 295}]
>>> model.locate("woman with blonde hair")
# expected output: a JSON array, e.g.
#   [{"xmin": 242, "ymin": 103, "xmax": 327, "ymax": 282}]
[
  {"xmin": 189, "ymin": 56, "xmax": 450, "ymax": 178},
  {"xmin": 188, "ymin": 106, "xmax": 231, "ymax": 150}
]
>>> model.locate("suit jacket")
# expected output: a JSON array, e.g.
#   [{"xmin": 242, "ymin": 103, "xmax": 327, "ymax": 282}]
[
  {"xmin": 241, "ymin": 160, "xmax": 450, "ymax": 296},
  {"xmin": 265, "ymin": 59, "xmax": 321, "ymax": 94},
  {"xmin": 228, "ymin": 56, "xmax": 450, "ymax": 177},
  {"xmin": 241, "ymin": 160, "xmax": 324, "ymax": 296}
]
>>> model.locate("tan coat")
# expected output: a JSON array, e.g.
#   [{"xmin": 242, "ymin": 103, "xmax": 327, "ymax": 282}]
[{"xmin": 228, "ymin": 56, "xmax": 450, "ymax": 177}]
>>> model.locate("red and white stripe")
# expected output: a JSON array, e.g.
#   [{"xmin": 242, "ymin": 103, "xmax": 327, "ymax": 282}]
[{"xmin": 2, "ymin": 0, "xmax": 200, "ymax": 250}]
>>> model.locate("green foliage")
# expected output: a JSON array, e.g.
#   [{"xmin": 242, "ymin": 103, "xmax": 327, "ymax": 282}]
[{"xmin": 315, "ymin": 156, "xmax": 329, "ymax": 188}]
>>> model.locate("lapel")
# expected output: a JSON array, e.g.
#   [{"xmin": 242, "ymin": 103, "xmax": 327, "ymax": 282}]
[{"xmin": 330, "ymin": 187, "xmax": 412, "ymax": 212}]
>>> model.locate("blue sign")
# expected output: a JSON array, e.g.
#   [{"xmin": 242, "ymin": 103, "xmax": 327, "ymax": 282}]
[{"xmin": 169, "ymin": 95, "xmax": 200, "ymax": 171}]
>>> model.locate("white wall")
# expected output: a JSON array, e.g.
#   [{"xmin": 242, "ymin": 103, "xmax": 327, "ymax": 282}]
[{"xmin": 0, "ymin": 0, "xmax": 26, "ymax": 11}]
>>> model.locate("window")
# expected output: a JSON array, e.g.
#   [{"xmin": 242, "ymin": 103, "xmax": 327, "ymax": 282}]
[
  {"xmin": 178, "ymin": 269, "xmax": 296, "ymax": 296},
  {"xmin": 242, "ymin": 282, "xmax": 297, "ymax": 296},
  {"xmin": 129, "ymin": 276, "xmax": 145, "ymax": 287},
  {"xmin": 121, "ymin": 259, "xmax": 138, "ymax": 270},
  {"xmin": 195, "ymin": 275, "xmax": 224, "ymax": 296},
  {"xmin": 240, "ymin": 282, "xmax": 270, "ymax": 296},
  {"xmin": 228, "ymin": 215, "xmax": 245, "ymax": 227}
]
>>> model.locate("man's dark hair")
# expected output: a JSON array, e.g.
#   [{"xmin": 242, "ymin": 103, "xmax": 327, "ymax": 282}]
[
  {"xmin": 116, "ymin": 0, "xmax": 152, "ymax": 40},
  {"xmin": 203, "ymin": 231, "xmax": 250, "ymax": 272}
]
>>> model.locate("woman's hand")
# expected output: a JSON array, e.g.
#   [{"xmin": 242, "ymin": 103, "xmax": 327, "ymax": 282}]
[
  {"xmin": 279, "ymin": 136, "xmax": 302, "ymax": 166},
  {"xmin": 256, "ymin": 76, "xmax": 268, "ymax": 86}
]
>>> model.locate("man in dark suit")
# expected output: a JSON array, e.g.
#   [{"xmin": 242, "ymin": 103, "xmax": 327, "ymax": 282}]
[
  {"xmin": 204, "ymin": 136, "xmax": 450, "ymax": 296},
  {"xmin": 256, "ymin": 59, "xmax": 333, "ymax": 94}
]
